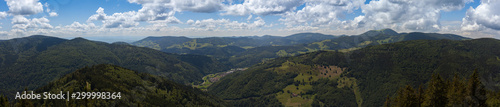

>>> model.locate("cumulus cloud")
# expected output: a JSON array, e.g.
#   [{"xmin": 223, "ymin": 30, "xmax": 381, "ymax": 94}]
[
  {"xmin": 223, "ymin": 0, "xmax": 304, "ymax": 16},
  {"xmin": 5, "ymin": 0, "xmax": 44, "ymax": 16},
  {"xmin": 89, "ymin": 0, "xmax": 227, "ymax": 28},
  {"xmin": 67, "ymin": 22, "xmax": 97, "ymax": 30},
  {"xmin": 0, "ymin": 12, "xmax": 8, "ymax": 19},
  {"xmin": 49, "ymin": 12, "xmax": 58, "ymax": 17},
  {"xmin": 461, "ymin": 0, "xmax": 500, "ymax": 31},
  {"xmin": 187, "ymin": 17, "xmax": 265, "ymax": 30},
  {"xmin": 11, "ymin": 16, "xmax": 53, "ymax": 30},
  {"xmin": 349, "ymin": 0, "xmax": 472, "ymax": 31},
  {"xmin": 87, "ymin": 7, "xmax": 142, "ymax": 28},
  {"xmin": 279, "ymin": 0, "xmax": 364, "ymax": 27},
  {"xmin": 128, "ymin": 0, "xmax": 224, "ymax": 13}
]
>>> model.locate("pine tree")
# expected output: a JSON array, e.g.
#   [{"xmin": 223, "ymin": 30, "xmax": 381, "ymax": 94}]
[
  {"xmin": 422, "ymin": 74, "xmax": 448, "ymax": 107},
  {"xmin": 465, "ymin": 69, "xmax": 487, "ymax": 106},
  {"xmin": 396, "ymin": 85, "xmax": 418, "ymax": 107},
  {"xmin": 416, "ymin": 84, "xmax": 425, "ymax": 107},
  {"xmin": 447, "ymin": 74, "xmax": 465, "ymax": 106}
]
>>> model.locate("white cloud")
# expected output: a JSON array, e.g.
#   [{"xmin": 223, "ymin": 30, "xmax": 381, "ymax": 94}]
[
  {"xmin": 5, "ymin": 0, "xmax": 44, "ymax": 16},
  {"xmin": 223, "ymin": 0, "xmax": 304, "ymax": 16},
  {"xmin": 11, "ymin": 16, "xmax": 53, "ymax": 30},
  {"xmin": 11, "ymin": 15, "xmax": 29, "ymax": 24},
  {"xmin": 49, "ymin": 12, "xmax": 58, "ymax": 17},
  {"xmin": 0, "ymin": 12, "xmax": 7, "ymax": 19},
  {"xmin": 87, "ymin": 7, "xmax": 106, "ymax": 22},
  {"xmin": 187, "ymin": 17, "xmax": 266, "ymax": 30},
  {"xmin": 461, "ymin": 0, "xmax": 500, "ymax": 31},
  {"xmin": 89, "ymin": 0, "xmax": 210, "ymax": 28},
  {"xmin": 350, "ymin": 0, "xmax": 472, "ymax": 32},
  {"xmin": 67, "ymin": 22, "xmax": 97, "ymax": 30},
  {"xmin": 87, "ymin": 7, "xmax": 141, "ymax": 28},
  {"xmin": 127, "ymin": 0, "xmax": 224, "ymax": 13},
  {"xmin": 279, "ymin": 0, "xmax": 364, "ymax": 27}
]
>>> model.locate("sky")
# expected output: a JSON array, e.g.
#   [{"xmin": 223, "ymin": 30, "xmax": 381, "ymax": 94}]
[{"xmin": 0, "ymin": 0, "xmax": 499, "ymax": 41}]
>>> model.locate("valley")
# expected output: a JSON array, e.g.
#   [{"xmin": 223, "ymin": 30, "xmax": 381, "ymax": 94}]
[{"xmin": 194, "ymin": 68, "xmax": 247, "ymax": 91}]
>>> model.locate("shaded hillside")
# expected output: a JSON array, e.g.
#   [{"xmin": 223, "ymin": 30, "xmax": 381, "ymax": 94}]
[
  {"xmin": 132, "ymin": 33, "xmax": 338, "ymax": 66},
  {"xmin": 0, "ymin": 36, "xmax": 228, "ymax": 98},
  {"xmin": 29, "ymin": 64, "xmax": 225, "ymax": 106},
  {"xmin": 133, "ymin": 33, "xmax": 338, "ymax": 51},
  {"xmin": 227, "ymin": 29, "xmax": 469, "ymax": 67},
  {"xmin": 208, "ymin": 38, "xmax": 500, "ymax": 106},
  {"xmin": 133, "ymin": 29, "xmax": 469, "ymax": 68}
]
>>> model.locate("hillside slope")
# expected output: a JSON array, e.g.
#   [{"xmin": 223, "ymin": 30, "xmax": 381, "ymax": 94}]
[
  {"xmin": 133, "ymin": 29, "xmax": 469, "ymax": 68},
  {"xmin": 31, "ymin": 64, "xmax": 225, "ymax": 106},
  {"xmin": 208, "ymin": 38, "xmax": 500, "ymax": 106},
  {"xmin": 0, "ymin": 36, "xmax": 228, "ymax": 97}
]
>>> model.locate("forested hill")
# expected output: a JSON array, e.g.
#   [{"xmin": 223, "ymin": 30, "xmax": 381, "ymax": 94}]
[
  {"xmin": 23, "ymin": 64, "xmax": 224, "ymax": 106},
  {"xmin": 132, "ymin": 29, "xmax": 470, "ymax": 68},
  {"xmin": 0, "ymin": 35, "xmax": 229, "ymax": 98},
  {"xmin": 132, "ymin": 33, "xmax": 338, "ymax": 50},
  {"xmin": 207, "ymin": 38, "xmax": 500, "ymax": 106}
]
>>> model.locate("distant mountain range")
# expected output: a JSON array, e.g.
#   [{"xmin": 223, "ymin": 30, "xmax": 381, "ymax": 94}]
[
  {"xmin": 133, "ymin": 29, "xmax": 469, "ymax": 67},
  {"xmin": 0, "ymin": 35, "xmax": 228, "ymax": 98}
]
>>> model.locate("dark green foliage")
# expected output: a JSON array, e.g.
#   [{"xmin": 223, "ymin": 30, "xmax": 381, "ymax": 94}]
[
  {"xmin": 0, "ymin": 36, "xmax": 228, "ymax": 98},
  {"xmin": 32, "ymin": 64, "xmax": 225, "ymax": 106},
  {"xmin": 422, "ymin": 74, "xmax": 448, "ymax": 107},
  {"xmin": 210, "ymin": 38, "xmax": 500, "ymax": 107},
  {"xmin": 447, "ymin": 74, "xmax": 466, "ymax": 106},
  {"xmin": 312, "ymin": 79, "xmax": 357, "ymax": 107},
  {"xmin": 208, "ymin": 66, "xmax": 296, "ymax": 100},
  {"xmin": 14, "ymin": 88, "xmax": 34, "ymax": 107},
  {"xmin": 227, "ymin": 94, "xmax": 283, "ymax": 107},
  {"xmin": 1, "ymin": 94, "xmax": 10, "ymax": 107},
  {"xmin": 347, "ymin": 39, "xmax": 500, "ymax": 106},
  {"xmin": 133, "ymin": 29, "xmax": 468, "ymax": 68},
  {"xmin": 387, "ymin": 71, "xmax": 493, "ymax": 107},
  {"xmin": 465, "ymin": 69, "xmax": 487, "ymax": 106}
]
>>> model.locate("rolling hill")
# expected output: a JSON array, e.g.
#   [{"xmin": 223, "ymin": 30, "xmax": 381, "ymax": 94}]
[
  {"xmin": 208, "ymin": 38, "xmax": 500, "ymax": 106},
  {"xmin": 28, "ymin": 64, "xmax": 225, "ymax": 106},
  {"xmin": 132, "ymin": 29, "xmax": 470, "ymax": 68},
  {"xmin": 0, "ymin": 35, "xmax": 228, "ymax": 98}
]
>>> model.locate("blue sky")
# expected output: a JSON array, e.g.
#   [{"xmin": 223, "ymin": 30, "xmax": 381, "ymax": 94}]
[{"xmin": 0, "ymin": 0, "xmax": 499, "ymax": 41}]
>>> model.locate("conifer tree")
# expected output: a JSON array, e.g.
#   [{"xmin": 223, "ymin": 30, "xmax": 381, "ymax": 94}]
[
  {"xmin": 447, "ymin": 74, "xmax": 465, "ymax": 106},
  {"xmin": 416, "ymin": 84, "xmax": 425, "ymax": 107},
  {"xmin": 422, "ymin": 74, "xmax": 447, "ymax": 107},
  {"xmin": 465, "ymin": 69, "xmax": 487, "ymax": 106},
  {"xmin": 396, "ymin": 85, "xmax": 418, "ymax": 107}
]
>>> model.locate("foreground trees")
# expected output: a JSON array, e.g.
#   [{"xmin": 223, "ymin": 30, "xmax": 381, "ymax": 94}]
[{"xmin": 385, "ymin": 70, "xmax": 495, "ymax": 107}]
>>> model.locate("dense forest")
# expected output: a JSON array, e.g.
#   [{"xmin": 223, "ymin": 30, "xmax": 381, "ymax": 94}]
[
  {"xmin": 0, "ymin": 35, "xmax": 229, "ymax": 98},
  {"xmin": 208, "ymin": 38, "xmax": 500, "ymax": 106},
  {"xmin": 133, "ymin": 29, "xmax": 469, "ymax": 67},
  {"xmin": 1, "ymin": 64, "xmax": 225, "ymax": 107},
  {"xmin": 385, "ymin": 70, "xmax": 500, "ymax": 107}
]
